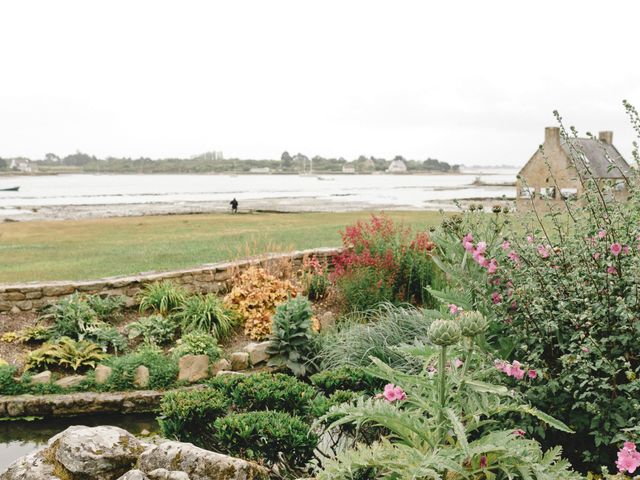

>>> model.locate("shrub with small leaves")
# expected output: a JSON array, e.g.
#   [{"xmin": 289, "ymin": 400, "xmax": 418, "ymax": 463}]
[
  {"xmin": 310, "ymin": 366, "xmax": 386, "ymax": 396},
  {"xmin": 85, "ymin": 295, "xmax": 126, "ymax": 322},
  {"xmin": 101, "ymin": 345, "xmax": 178, "ymax": 391},
  {"xmin": 127, "ymin": 314, "xmax": 177, "ymax": 346},
  {"xmin": 172, "ymin": 331, "xmax": 222, "ymax": 361}
]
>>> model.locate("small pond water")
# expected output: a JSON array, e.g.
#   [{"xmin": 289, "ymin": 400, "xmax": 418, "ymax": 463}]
[{"xmin": 0, "ymin": 413, "xmax": 159, "ymax": 471}]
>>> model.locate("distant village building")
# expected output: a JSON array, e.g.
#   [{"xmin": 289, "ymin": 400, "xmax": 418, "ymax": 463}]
[
  {"xmin": 516, "ymin": 127, "xmax": 631, "ymax": 211},
  {"xmin": 249, "ymin": 167, "xmax": 270, "ymax": 174},
  {"xmin": 386, "ymin": 158, "xmax": 407, "ymax": 173},
  {"xmin": 9, "ymin": 158, "xmax": 34, "ymax": 173},
  {"xmin": 342, "ymin": 164, "xmax": 356, "ymax": 174}
]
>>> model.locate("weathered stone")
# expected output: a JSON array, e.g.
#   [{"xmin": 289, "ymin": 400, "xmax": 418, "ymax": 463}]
[
  {"xmin": 6, "ymin": 400, "xmax": 26, "ymax": 417},
  {"xmin": 243, "ymin": 342, "xmax": 270, "ymax": 366},
  {"xmin": 25, "ymin": 291, "xmax": 43, "ymax": 300},
  {"xmin": 139, "ymin": 441, "xmax": 268, "ymax": 480},
  {"xmin": 30, "ymin": 371, "xmax": 52, "ymax": 385},
  {"xmin": 10, "ymin": 306, "xmax": 21, "ymax": 314},
  {"xmin": 134, "ymin": 365, "xmax": 150, "ymax": 388},
  {"xmin": 178, "ymin": 355, "xmax": 209, "ymax": 383},
  {"xmin": 210, "ymin": 358, "xmax": 231, "ymax": 375},
  {"xmin": 0, "ymin": 301, "xmax": 11, "ymax": 312},
  {"xmin": 94, "ymin": 365, "xmax": 113, "ymax": 385},
  {"xmin": 216, "ymin": 370, "xmax": 243, "ymax": 377},
  {"xmin": 0, "ymin": 449, "xmax": 59, "ymax": 480},
  {"xmin": 147, "ymin": 468, "xmax": 190, "ymax": 480},
  {"xmin": 14, "ymin": 300, "xmax": 33, "ymax": 311},
  {"xmin": 229, "ymin": 352, "xmax": 249, "ymax": 371},
  {"xmin": 319, "ymin": 311, "xmax": 336, "ymax": 331},
  {"xmin": 124, "ymin": 296, "xmax": 136, "ymax": 308},
  {"xmin": 4, "ymin": 292, "xmax": 25, "ymax": 301},
  {"xmin": 55, "ymin": 375, "xmax": 86, "ymax": 389},
  {"xmin": 54, "ymin": 426, "xmax": 142, "ymax": 480},
  {"xmin": 117, "ymin": 470, "xmax": 149, "ymax": 480},
  {"xmin": 42, "ymin": 285, "xmax": 75, "ymax": 296}
]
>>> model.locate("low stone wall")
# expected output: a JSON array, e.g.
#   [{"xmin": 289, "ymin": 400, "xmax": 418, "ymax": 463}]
[
  {"xmin": 0, "ymin": 247, "xmax": 340, "ymax": 313},
  {"xmin": 0, "ymin": 386, "xmax": 206, "ymax": 418}
]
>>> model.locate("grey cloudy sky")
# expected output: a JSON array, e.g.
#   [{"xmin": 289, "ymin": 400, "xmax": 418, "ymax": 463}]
[{"xmin": 1, "ymin": 0, "xmax": 639, "ymax": 166}]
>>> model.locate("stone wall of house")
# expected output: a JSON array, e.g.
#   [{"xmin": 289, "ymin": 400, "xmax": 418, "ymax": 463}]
[{"xmin": 0, "ymin": 247, "xmax": 340, "ymax": 314}]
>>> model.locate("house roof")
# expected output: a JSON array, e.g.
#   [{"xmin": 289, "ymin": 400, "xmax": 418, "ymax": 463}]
[{"xmin": 562, "ymin": 138, "xmax": 631, "ymax": 179}]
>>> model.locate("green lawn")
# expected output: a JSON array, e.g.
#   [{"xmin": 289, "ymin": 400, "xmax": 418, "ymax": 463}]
[{"xmin": 0, "ymin": 211, "xmax": 445, "ymax": 283}]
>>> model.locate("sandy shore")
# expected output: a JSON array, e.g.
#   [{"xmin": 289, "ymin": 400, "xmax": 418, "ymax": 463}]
[{"xmin": 0, "ymin": 196, "xmax": 515, "ymax": 222}]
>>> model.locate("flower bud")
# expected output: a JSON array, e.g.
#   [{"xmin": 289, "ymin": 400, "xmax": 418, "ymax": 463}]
[
  {"xmin": 428, "ymin": 319, "xmax": 461, "ymax": 346},
  {"xmin": 459, "ymin": 311, "xmax": 488, "ymax": 338}
]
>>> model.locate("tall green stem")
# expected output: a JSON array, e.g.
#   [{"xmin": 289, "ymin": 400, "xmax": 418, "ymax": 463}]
[{"xmin": 437, "ymin": 345, "xmax": 447, "ymax": 443}]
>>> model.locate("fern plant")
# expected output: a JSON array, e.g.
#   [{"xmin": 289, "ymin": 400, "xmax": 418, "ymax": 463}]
[
  {"xmin": 138, "ymin": 281, "xmax": 187, "ymax": 315},
  {"xmin": 175, "ymin": 294, "xmax": 237, "ymax": 341},
  {"xmin": 316, "ymin": 310, "xmax": 582, "ymax": 479}
]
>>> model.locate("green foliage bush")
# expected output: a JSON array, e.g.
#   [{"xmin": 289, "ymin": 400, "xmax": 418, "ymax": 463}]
[
  {"xmin": 266, "ymin": 296, "xmax": 316, "ymax": 377},
  {"xmin": 158, "ymin": 388, "xmax": 229, "ymax": 446},
  {"xmin": 211, "ymin": 411, "xmax": 318, "ymax": 469},
  {"xmin": 25, "ymin": 337, "xmax": 107, "ymax": 372},
  {"xmin": 101, "ymin": 345, "xmax": 178, "ymax": 391},
  {"xmin": 171, "ymin": 331, "xmax": 222, "ymax": 361},
  {"xmin": 127, "ymin": 314, "xmax": 177, "ymax": 346},
  {"xmin": 44, "ymin": 293, "xmax": 99, "ymax": 340},
  {"xmin": 0, "ymin": 365, "xmax": 25, "ymax": 395},
  {"xmin": 207, "ymin": 372, "xmax": 316, "ymax": 417},
  {"xmin": 138, "ymin": 281, "xmax": 187, "ymax": 315},
  {"xmin": 316, "ymin": 304, "xmax": 436, "ymax": 371},
  {"xmin": 85, "ymin": 295, "xmax": 126, "ymax": 322},
  {"xmin": 310, "ymin": 366, "xmax": 386, "ymax": 396},
  {"xmin": 331, "ymin": 214, "xmax": 440, "ymax": 311},
  {"xmin": 175, "ymin": 294, "xmax": 237, "ymax": 341}
]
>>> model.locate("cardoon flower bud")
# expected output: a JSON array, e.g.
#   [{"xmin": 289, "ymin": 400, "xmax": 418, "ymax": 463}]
[
  {"xmin": 428, "ymin": 319, "xmax": 461, "ymax": 346},
  {"xmin": 459, "ymin": 311, "xmax": 488, "ymax": 338}
]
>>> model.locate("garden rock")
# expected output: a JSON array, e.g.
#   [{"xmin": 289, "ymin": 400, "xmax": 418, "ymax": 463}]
[
  {"xmin": 319, "ymin": 311, "xmax": 335, "ymax": 331},
  {"xmin": 178, "ymin": 355, "xmax": 209, "ymax": 383},
  {"xmin": 243, "ymin": 342, "xmax": 270, "ymax": 366},
  {"xmin": 30, "ymin": 370, "xmax": 52, "ymax": 385},
  {"xmin": 210, "ymin": 358, "xmax": 230, "ymax": 375},
  {"xmin": 229, "ymin": 352, "xmax": 249, "ymax": 371},
  {"xmin": 0, "ymin": 449, "xmax": 58, "ymax": 480},
  {"xmin": 117, "ymin": 471, "xmax": 149, "ymax": 480},
  {"xmin": 54, "ymin": 374, "xmax": 86, "ymax": 389},
  {"xmin": 95, "ymin": 365, "xmax": 113, "ymax": 384},
  {"xmin": 53, "ymin": 425, "xmax": 143, "ymax": 480},
  {"xmin": 147, "ymin": 468, "xmax": 190, "ymax": 480},
  {"xmin": 216, "ymin": 370, "xmax": 243, "ymax": 377},
  {"xmin": 139, "ymin": 441, "xmax": 268, "ymax": 480},
  {"xmin": 134, "ymin": 365, "xmax": 150, "ymax": 388}
]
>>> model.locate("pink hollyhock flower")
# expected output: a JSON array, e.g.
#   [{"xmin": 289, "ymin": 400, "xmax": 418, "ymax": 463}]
[
  {"xmin": 473, "ymin": 253, "xmax": 486, "ymax": 266},
  {"xmin": 616, "ymin": 441, "xmax": 640, "ymax": 474},
  {"xmin": 513, "ymin": 429, "xmax": 526, "ymax": 437},
  {"xmin": 510, "ymin": 361, "xmax": 525, "ymax": 380},
  {"xmin": 487, "ymin": 259, "xmax": 498, "ymax": 274},
  {"xmin": 623, "ymin": 245, "xmax": 630, "ymax": 255},
  {"xmin": 453, "ymin": 358, "xmax": 463, "ymax": 369},
  {"xmin": 463, "ymin": 241, "xmax": 474, "ymax": 251},
  {"xmin": 383, "ymin": 384, "xmax": 406, "ymax": 403},
  {"xmin": 491, "ymin": 292, "xmax": 502, "ymax": 304},
  {"xmin": 537, "ymin": 245, "xmax": 550, "ymax": 258},
  {"xmin": 475, "ymin": 241, "xmax": 487, "ymax": 254},
  {"xmin": 611, "ymin": 243, "xmax": 623, "ymax": 256},
  {"xmin": 448, "ymin": 304, "xmax": 462, "ymax": 315},
  {"xmin": 501, "ymin": 240, "xmax": 511, "ymax": 250},
  {"xmin": 494, "ymin": 360, "xmax": 509, "ymax": 373},
  {"xmin": 593, "ymin": 252, "xmax": 601, "ymax": 260},
  {"xmin": 479, "ymin": 455, "xmax": 488, "ymax": 468},
  {"xmin": 598, "ymin": 229, "xmax": 607, "ymax": 239},
  {"xmin": 607, "ymin": 266, "xmax": 618, "ymax": 275},
  {"xmin": 527, "ymin": 369, "xmax": 538, "ymax": 379},
  {"xmin": 462, "ymin": 233, "xmax": 473, "ymax": 244}
]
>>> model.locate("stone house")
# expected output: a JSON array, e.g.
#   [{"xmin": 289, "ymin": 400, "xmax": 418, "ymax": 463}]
[{"xmin": 516, "ymin": 127, "xmax": 631, "ymax": 211}]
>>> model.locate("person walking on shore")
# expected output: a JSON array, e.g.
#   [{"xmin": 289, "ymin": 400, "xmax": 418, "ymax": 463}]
[{"xmin": 230, "ymin": 198, "xmax": 238, "ymax": 213}]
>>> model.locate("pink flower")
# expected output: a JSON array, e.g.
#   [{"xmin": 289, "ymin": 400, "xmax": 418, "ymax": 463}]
[
  {"xmin": 527, "ymin": 369, "xmax": 538, "ymax": 379},
  {"xmin": 527, "ymin": 235, "xmax": 534, "ymax": 243},
  {"xmin": 453, "ymin": 358, "xmax": 463, "ymax": 369},
  {"xmin": 491, "ymin": 292, "xmax": 502, "ymax": 304},
  {"xmin": 473, "ymin": 253, "xmax": 486, "ymax": 266},
  {"xmin": 513, "ymin": 429, "xmax": 526, "ymax": 437},
  {"xmin": 588, "ymin": 236, "xmax": 597, "ymax": 247},
  {"xmin": 463, "ymin": 241, "xmax": 474, "ymax": 252},
  {"xmin": 607, "ymin": 266, "xmax": 618, "ymax": 275},
  {"xmin": 616, "ymin": 441, "xmax": 640, "ymax": 474},
  {"xmin": 501, "ymin": 240, "xmax": 511, "ymax": 250},
  {"xmin": 475, "ymin": 241, "xmax": 487, "ymax": 254},
  {"xmin": 510, "ymin": 362, "xmax": 525, "ymax": 380},
  {"xmin": 462, "ymin": 233, "xmax": 473, "ymax": 243},
  {"xmin": 598, "ymin": 229, "xmax": 607, "ymax": 239},
  {"xmin": 581, "ymin": 346, "xmax": 590, "ymax": 353},
  {"xmin": 537, "ymin": 244, "xmax": 550, "ymax": 258},
  {"xmin": 448, "ymin": 304, "xmax": 462, "ymax": 315},
  {"xmin": 623, "ymin": 245, "xmax": 630, "ymax": 255},
  {"xmin": 383, "ymin": 384, "xmax": 406, "ymax": 403},
  {"xmin": 487, "ymin": 259, "xmax": 498, "ymax": 274},
  {"xmin": 611, "ymin": 243, "xmax": 623, "ymax": 256},
  {"xmin": 593, "ymin": 252, "xmax": 601, "ymax": 260},
  {"xmin": 507, "ymin": 251, "xmax": 520, "ymax": 263}
]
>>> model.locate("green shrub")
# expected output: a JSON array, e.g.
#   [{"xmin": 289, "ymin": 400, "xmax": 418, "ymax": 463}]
[
  {"xmin": 43, "ymin": 293, "xmax": 99, "ymax": 340},
  {"xmin": 102, "ymin": 345, "xmax": 178, "ymax": 390},
  {"xmin": 158, "ymin": 388, "xmax": 229, "ymax": 446},
  {"xmin": 211, "ymin": 411, "xmax": 317, "ymax": 469},
  {"xmin": 172, "ymin": 331, "xmax": 222, "ymax": 361},
  {"xmin": 127, "ymin": 314, "xmax": 177, "ymax": 346},
  {"xmin": 310, "ymin": 366, "xmax": 386, "ymax": 396},
  {"xmin": 85, "ymin": 295, "xmax": 126, "ymax": 322},
  {"xmin": 138, "ymin": 281, "xmax": 187, "ymax": 315},
  {"xmin": 316, "ymin": 304, "xmax": 436, "ymax": 371},
  {"xmin": 175, "ymin": 294, "xmax": 237, "ymax": 341},
  {"xmin": 25, "ymin": 337, "xmax": 108, "ymax": 372},
  {"xmin": 266, "ymin": 296, "xmax": 316, "ymax": 377},
  {"xmin": 309, "ymin": 389, "xmax": 359, "ymax": 418},
  {"xmin": 83, "ymin": 325, "xmax": 128, "ymax": 354},
  {"xmin": 207, "ymin": 372, "xmax": 316, "ymax": 416},
  {"xmin": 0, "ymin": 365, "xmax": 25, "ymax": 395}
]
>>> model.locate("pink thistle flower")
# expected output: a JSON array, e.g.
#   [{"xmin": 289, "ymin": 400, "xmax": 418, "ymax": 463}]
[
  {"xmin": 448, "ymin": 304, "xmax": 462, "ymax": 315},
  {"xmin": 611, "ymin": 243, "xmax": 623, "ymax": 256},
  {"xmin": 501, "ymin": 240, "xmax": 511, "ymax": 250},
  {"xmin": 598, "ymin": 229, "xmax": 607, "ymax": 239},
  {"xmin": 616, "ymin": 441, "xmax": 640, "ymax": 474},
  {"xmin": 527, "ymin": 369, "xmax": 538, "ymax": 379},
  {"xmin": 607, "ymin": 266, "xmax": 618, "ymax": 275},
  {"xmin": 383, "ymin": 384, "xmax": 406, "ymax": 403}
]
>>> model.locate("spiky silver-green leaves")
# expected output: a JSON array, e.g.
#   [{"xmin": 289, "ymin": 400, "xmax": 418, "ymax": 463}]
[
  {"xmin": 428, "ymin": 319, "xmax": 461, "ymax": 346},
  {"xmin": 459, "ymin": 311, "xmax": 487, "ymax": 338}
]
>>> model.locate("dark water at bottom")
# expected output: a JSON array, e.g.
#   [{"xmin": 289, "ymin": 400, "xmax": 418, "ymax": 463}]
[{"xmin": 0, "ymin": 413, "xmax": 159, "ymax": 471}]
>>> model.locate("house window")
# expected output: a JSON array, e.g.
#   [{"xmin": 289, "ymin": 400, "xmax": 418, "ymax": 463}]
[
  {"xmin": 519, "ymin": 187, "xmax": 535, "ymax": 198},
  {"xmin": 560, "ymin": 188, "xmax": 578, "ymax": 200},
  {"xmin": 539, "ymin": 187, "xmax": 556, "ymax": 199}
]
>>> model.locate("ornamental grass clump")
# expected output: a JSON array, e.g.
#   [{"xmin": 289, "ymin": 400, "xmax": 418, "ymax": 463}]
[{"xmin": 331, "ymin": 213, "xmax": 439, "ymax": 312}]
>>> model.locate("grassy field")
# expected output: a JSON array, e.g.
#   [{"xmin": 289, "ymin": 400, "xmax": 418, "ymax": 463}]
[{"xmin": 0, "ymin": 211, "xmax": 445, "ymax": 283}]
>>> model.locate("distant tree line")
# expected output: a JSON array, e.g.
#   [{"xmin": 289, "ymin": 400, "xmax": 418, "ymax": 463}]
[{"xmin": 0, "ymin": 151, "xmax": 460, "ymax": 174}]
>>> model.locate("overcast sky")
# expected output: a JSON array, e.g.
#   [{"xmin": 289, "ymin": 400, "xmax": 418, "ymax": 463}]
[{"xmin": 1, "ymin": 1, "xmax": 639, "ymax": 166}]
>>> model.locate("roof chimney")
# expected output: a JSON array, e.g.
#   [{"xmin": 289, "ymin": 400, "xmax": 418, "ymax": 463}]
[
  {"xmin": 544, "ymin": 127, "xmax": 561, "ymax": 146},
  {"xmin": 598, "ymin": 131, "xmax": 613, "ymax": 144}
]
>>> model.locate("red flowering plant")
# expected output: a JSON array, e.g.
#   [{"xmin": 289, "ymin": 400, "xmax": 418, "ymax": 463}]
[
  {"xmin": 331, "ymin": 214, "xmax": 439, "ymax": 312},
  {"xmin": 429, "ymin": 103, "xmax": 640, "ymax": 473}
]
